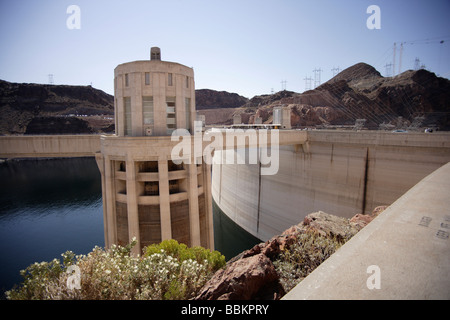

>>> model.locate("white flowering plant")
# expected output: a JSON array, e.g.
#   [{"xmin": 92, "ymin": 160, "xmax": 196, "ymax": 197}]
[{"xmin": 6, "ymin": 238, "xmax": 225, "ymax": 300}]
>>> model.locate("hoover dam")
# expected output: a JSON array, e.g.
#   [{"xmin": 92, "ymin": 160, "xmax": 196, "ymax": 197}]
[
  {"xmin": 211, "ymin": 129, "xmax": 450, "ymax": 241},
  {"xmin": 1, "ymin": 129, "xmax": 450, "ymax": 244}
]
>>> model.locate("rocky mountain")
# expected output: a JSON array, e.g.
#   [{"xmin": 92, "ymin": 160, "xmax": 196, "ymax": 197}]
[
  {"xmin": 2, "ymin": 63, "xmax": 449, "ymax": 134},
  {"xmin": 233, "ymin": 63, "xmax": 450, "ymax": 130},
  {"xmin": 0, "ymin": 80, "xmax": 114, "ymax": 134},
  {"xmin": 195, "ymin": 89, "xmax": 248, "ymax": 110}
]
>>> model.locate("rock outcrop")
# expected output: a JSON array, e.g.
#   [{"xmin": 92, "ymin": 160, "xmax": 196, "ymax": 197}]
[
  {"xmin": 349, "ymin": 205, "xmax": 387, "ymax": 230},
  {"xmin": 195, "ymin": 206, "xmax": 387, "ymax": 300},
  {"xmin": 195, "ymin": 253, "xmax": 282, "ymax": 300}
]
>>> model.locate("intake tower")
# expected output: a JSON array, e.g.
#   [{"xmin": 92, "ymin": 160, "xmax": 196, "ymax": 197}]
[{"xmin": 96, "ymin": 47, "xmax": 213, "ymax": 255}]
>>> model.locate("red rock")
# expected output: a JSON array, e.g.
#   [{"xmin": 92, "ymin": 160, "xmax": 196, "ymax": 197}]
[
  {"xmin": 195, "ymin": 253, "xmax": 283, "ymax": 300},
  {"xmin": 350, "ymin": 205, "xmax": 387, "ymax": 230}
]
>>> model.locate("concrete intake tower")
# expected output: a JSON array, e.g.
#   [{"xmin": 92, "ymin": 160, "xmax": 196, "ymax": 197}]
[{"xmin": 95, "ymin": 47, "xmax": 214, "ymax": 255}]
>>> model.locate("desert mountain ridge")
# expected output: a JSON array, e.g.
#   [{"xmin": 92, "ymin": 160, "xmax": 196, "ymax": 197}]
[{"xmin": 232, "ymin": 62, "xmax": 450, "ymax": 130}]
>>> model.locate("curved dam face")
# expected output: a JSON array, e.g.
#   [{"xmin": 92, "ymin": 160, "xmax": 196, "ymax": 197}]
[{"xmin": 212, "ymin": 130, "xmax": 450, "ymax": 241}]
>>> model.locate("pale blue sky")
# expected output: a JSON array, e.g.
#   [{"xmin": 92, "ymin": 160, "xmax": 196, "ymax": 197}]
[{"xmin": 0, "ymin": 0, "xmax": 449, "ymax": 98}]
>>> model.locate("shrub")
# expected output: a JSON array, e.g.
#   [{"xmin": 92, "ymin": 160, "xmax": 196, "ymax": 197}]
[
  {"xmin": 6, "ymin": 238, "xmax": 225, "ymax": 300},
  {"xmin": 273, "ymin": 230, "xmax": 345, "ymax": 292},
  {"xmin": 144, "ymin": 239, "xmax": 226, "ymax": 272}
]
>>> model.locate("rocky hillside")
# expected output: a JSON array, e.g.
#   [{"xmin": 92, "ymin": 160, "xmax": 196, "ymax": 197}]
[
  {"xmin": 195, "ymin": 89, "xmax": 248, "ymax": 110},
  {"xmin": 0, "ymin": 80, "xmax": 114, "ymax": 134},
  {"xmin": 233, "ymin": 63, "xmax": 450, "ymax": 130},
  {"xmin": 195, "ymin": 206, "xmax": 386, "ymax": 300}
]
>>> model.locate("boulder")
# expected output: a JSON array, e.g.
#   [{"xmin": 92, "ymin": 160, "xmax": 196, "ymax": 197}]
[
  {"xmin": 195, "ymin": 253, "xmax": 284, "ymax": 300},
  {"xmin": 349, "ymin": 205, "xmax": 387, "ymax": 230},
  {"xmin": 302, "ymin": 211, "xmax": 359, "ymax": 241}
]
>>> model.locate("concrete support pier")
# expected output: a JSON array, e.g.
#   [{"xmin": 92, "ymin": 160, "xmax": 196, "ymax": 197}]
[{"xmin": 283, "ymin": 162, "xmax": 450, "ymax": 300}]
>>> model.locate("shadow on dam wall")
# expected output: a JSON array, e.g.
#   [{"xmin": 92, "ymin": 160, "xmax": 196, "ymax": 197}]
[{"xmin": 212, "ymin": 197, "xmax": 260, "ymax": 261}]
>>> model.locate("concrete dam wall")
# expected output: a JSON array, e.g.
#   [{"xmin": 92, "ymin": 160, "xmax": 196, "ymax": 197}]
[{"xmin": 211, "ymin": 130, "xmax": 450, "ymax": 241}]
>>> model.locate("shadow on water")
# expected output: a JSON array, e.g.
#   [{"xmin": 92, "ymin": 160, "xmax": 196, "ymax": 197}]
[{"xmin": 212, "ymin": 197, "xmax": 261, "ymax": 261}]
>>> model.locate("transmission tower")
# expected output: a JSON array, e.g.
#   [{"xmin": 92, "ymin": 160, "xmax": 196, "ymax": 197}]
[
  {"xmin": 281, "ymin": 80, "xmax": 287, "ymax": 91},
  {"xmin": 414, "ymin": 58, "xmax": 420, "ymax": 70},
  {"xmin": 398, "ymin": 42, "xmax": 404, "ymax": 74},
  {"xmin": 331, "ymin": 66, "xmax": 341, "ymax": 77},
  {"xmin": 303, "ymin": 76, "xmax": 313, "ymax": 91},
  {"xmin": 393, "ymin": 42, "xmax": 396, "ymax": 76},
  {"xmin": 384, "ymin": 63, "xmax": 393, "ymax": 77},
  {"xmin": 312, "ymin": 68, "xmax": 322, "ymax": 88},
  {"xmin": 48, "ymin": 74, "xmax": 54, "ymax": 84}
]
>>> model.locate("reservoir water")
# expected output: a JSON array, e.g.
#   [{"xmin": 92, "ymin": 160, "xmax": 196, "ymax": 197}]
[{"xmin": 0, "ymin": 157, "xmax": 260, "ymax": 297}]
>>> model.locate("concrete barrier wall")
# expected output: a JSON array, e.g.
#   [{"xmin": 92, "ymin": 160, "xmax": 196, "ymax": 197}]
[
  {"xmin": 212, "ymin": 131, "xmax": 450, "ymax": 241},
  {"xmin": 0, "ymin": 135, "xmax": 102, "ymax": 158}
]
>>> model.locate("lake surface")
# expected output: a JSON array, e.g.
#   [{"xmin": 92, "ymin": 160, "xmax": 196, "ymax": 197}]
[
  {"xmin": 0, "ymin": 158, "xmax": 104, "ymax": 296},
  {"xmin": 0, "ymin": 157, "xmax": 259, "ymax": 297}
]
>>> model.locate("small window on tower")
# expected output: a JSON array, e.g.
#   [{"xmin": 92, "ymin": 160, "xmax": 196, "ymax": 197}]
[
  {"xmin": 168, "ymin": 73, "xmax": 173, "ymax": 86},
  {"xmin": 145, "ymin": 72, "xmax": 150, "ymax": 85}
]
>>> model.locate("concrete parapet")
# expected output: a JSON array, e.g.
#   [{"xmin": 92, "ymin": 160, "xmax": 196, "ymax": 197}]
[{"xmin": 283, "ymin": 162, "xmax": 450, "ymax": 300}]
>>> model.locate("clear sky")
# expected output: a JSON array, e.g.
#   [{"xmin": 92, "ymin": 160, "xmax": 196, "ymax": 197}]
[{"xmin": 0, "ymin": 0, "xmax": 449, "ymax": 98}]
